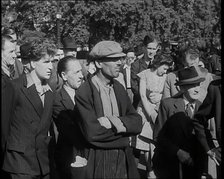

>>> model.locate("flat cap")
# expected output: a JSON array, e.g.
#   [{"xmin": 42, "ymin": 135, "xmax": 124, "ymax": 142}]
[{"xmin": 89, "ymin": 41, "xmax": 126, "ymax": 59}]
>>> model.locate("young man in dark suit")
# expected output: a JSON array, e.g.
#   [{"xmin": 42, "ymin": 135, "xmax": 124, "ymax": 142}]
[
  {"xmin": 2, "ymin": 37, "xmax": 57, "ymax": 179},
  {"xmin": 153, "ymin": 66, "xmax": 206, "ymax": 179}
]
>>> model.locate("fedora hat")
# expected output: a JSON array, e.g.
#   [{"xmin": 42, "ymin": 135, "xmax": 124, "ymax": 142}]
[
  {"xmin": 175, "ymin": 66, "xmax": 205, "ymax": 86},
  {"xmin": 89, "ymin": 41, "xmax": 126, "ymax": 59},
  {"xmin": 61, "ymin": 36, "xmax": 77, "ymax": 49}
]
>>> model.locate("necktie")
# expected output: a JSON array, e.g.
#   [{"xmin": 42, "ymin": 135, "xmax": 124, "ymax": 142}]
[
  {"xmin": 8, "ymin": 64, "xmax": 15, "ymax": 79},
  {"xmin": 185, "ymin": 103, "xmax": 193, "ymax": 118}
]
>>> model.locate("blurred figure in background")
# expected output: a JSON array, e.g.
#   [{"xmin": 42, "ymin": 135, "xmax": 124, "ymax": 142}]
[
  {"xmin": 61, "ymin": 36, "xmax": 77, "ymax": 57},
  {"xmin": 131, "ymin": 34, "xmax": 160, "ymax": 109},
  {"xmin": 121, "ymin": 49, "xmax": 136, "ymax": 103}
]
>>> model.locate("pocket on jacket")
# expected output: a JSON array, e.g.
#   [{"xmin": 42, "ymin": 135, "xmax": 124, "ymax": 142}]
[{"xmin": 7, "ymin": 142, "xmax": 25, "ymax": 153}]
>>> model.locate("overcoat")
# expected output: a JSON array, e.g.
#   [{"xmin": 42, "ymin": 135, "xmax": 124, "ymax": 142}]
[{"xmin": 75, "ymin": 77, "xmax": 142, "ymax": 178}]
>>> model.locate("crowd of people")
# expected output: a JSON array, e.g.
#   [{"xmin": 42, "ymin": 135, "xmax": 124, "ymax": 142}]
[{"xmin": 1, "ymin": 26, "xmax": 221, "ymax": 179}]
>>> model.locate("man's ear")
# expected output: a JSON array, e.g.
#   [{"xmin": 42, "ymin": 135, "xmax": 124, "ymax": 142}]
[
  {"xmin": 61, "ymin": 71, "xmax": 67, "ymax": 81},
  {"xmin": 30, "ymin": 61, "xmax": 36, "ymax": 69},
  {"xmin": 95, "ymin": 61, "xmax": 102, "ymax": 69}
]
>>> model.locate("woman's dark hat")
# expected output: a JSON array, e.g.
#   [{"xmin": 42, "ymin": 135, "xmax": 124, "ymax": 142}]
[{"xmin": 175, "ymin": 66, "xmax": 206, "ymax": 86}]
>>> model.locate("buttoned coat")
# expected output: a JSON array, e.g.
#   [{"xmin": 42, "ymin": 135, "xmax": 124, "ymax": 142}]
[{"xmin": 2, "ymin": 74, "xmax": 54, "ymax": 175}]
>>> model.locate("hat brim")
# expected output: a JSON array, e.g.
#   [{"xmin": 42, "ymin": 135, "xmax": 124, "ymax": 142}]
[
  {"xmin": 106, "ymin": 52, "xmax": 126, "ymax": 58},
  {"xmin": 175, "ymin": 77, "xmax": 205, "ymax": 86}
]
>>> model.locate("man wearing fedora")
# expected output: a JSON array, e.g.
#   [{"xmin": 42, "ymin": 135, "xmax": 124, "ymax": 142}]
[
  {"xmin": 75, "ymin": 40, "xmax": 142, "ymax": 179},
  {"xmin": 162, "ymin": 47, "xmax": 214, "ymax": 103},
  {"xmin": 152, "ymin": 66, "xmax": 206, "ymax": 179},
  {"xmin": 61, "ymin": 36, "xmax": 77, "ymax": 57}
]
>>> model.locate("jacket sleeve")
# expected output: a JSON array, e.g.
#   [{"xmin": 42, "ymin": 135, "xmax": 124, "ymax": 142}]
[
  {"xmin": 1, "ymin": 79, "xmax": 16, "ymax": 152},
  {"xmin": 75, "ymin": 87, "xmax": 130, "ymax": 149},
  {"xmin": 162, "ymin": 74, "xmax": 171, "ymax": 99},
  {"xmin": 193, "ymin": 83, "xmax": 220, "ymax": 152},
  {"xmin": 117, "ymin": 88, "xmax": 142, "ymax": 134},
  {"xmin": 153, "ymin": 99, "xmax": 168, "ymax": 141}
]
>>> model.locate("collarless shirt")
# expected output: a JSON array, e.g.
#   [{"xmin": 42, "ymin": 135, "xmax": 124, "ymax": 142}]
[{"xmin": 27, "ymin": 73, "xmax": 52, "ymax": 106}]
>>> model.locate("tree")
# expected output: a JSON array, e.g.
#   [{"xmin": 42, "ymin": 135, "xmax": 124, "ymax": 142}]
[{"xmin": 1, "ymin": 0, "xmax": 221, "ymax": 50}]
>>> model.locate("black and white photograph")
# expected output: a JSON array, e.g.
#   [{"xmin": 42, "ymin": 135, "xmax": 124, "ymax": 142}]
[{"xmin": 1, "ymin": 0, "xmax": 221, "ymax": 178}]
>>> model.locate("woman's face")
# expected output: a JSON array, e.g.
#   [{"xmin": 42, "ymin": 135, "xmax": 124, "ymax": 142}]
[{"xmin": 156, "ymin": 64, "xmax": 169, "ymax": 76}]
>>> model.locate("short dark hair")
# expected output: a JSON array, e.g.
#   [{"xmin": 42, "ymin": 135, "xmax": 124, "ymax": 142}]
[
  {"xmin": 57, "ymin": 56, "xmax": 77, "ymax": 78},
  {"xmin": 143, "ymin": 35, "xmax": 157, "ymax": 46},
  {"xmin": 20, "ymin": 38, "xmax": 57, "ymax": 62},
  {"xmin": 151, "ymin": 52, "xmax": 173, "ymax": 69}
]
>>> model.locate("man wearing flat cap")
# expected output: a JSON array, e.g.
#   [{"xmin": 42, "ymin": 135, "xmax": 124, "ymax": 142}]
[
  {"xmin": 152, "ymin": 66, "xmax": 207, "ymax": 179},
  {"xmin": 75, "ymin": 41, "xmax": 142, "ymax": 178}
]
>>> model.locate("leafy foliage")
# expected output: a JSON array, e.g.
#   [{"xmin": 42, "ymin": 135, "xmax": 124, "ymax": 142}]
[{"xmin": 2, "ymin": 0, "xmax": 221, "ymax": 50}]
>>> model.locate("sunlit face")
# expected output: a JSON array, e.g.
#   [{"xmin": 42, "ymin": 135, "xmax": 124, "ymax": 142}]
[
  {"xmin": 181, "ymin": 83, "xmax": 201, "ymax": 101},
  {"xmin": 32, "ymin": 54, "xmax": 53, "ymax": 81},
  {"xmin": 97, "ymin": 57, "xmax": 122, "ymax": 80},
  {"xmin": 185, "ymin": 53, "xmax": 199, "ymax": 67},
  {"xmin": 147, "ymin": 41, "xmax": 159, "ymax": 59},
  {"xmin": 62, "ymin": 60, "xmax": 83, "ymax": 90},
  {"xmin": 126, "ymin": 52, "xmax": 136, "ymax": 65},
  {"xmin": 54, "ymin": 49, "xmax": 64, "ymax": 61},
  {"xmin": 2, "ymin": 40, "xmax": 17, "ymax": 65},
  {"xmin": 156, "ymin": 64, "xmax": 169, "ymax": 76}
]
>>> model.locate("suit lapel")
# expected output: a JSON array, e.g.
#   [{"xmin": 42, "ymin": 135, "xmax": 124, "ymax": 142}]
[
  {"xmin": 173, "ymin": 97, "xmax": 185, "ymax": 112},
  {"xmin": 61, "ymin": 87, "xmax": 75, "ymax": 110},
  {"xmin": 194, "ymin": 100, "xmax": 202, "ymax": 112},
  {"xmin": 21, "ymin": 83, "xmax": 44, "ymax": 118}
]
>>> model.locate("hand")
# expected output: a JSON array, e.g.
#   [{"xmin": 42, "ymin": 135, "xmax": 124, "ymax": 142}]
[
  {"xmin": 148, "ymin": 92, "xmax": 162, "ymax": 104},
  {"xmin": 177, "ymin": 149, "xmax": 194, "ymax": 166},
  {"xmin": 97, "ymin": 117, "xmax": 112, "ymax": 129},
  {"xmin": 207, "ymin": 147, "xmax": 221, "ymax": 165}
]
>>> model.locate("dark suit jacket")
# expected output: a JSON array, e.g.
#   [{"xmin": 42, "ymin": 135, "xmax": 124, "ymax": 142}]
[
  {"xmin": 153, "ymin": 97, "xmax": 202, "ymax": 179},
  {"xmin": 131, "ymin": 55, "xmax": 150, "ymax": 108},
  {"xmin": 153, "ymin": 96, "xmax": 201, "ymax": 142},
  {"xmin": 75, "ymin": 77, "xmax": 142, "ymax": 178},
  {"xmin": 53, "ymin": 87, "xmax": 87, "ymax": 174},
  {"xmin": 2, "ymin": 74, "xmax": 54, "ymax": 175},
  {"xmin": 193, "ymin": 79, "xmax": 221, "ymax": 152}
]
